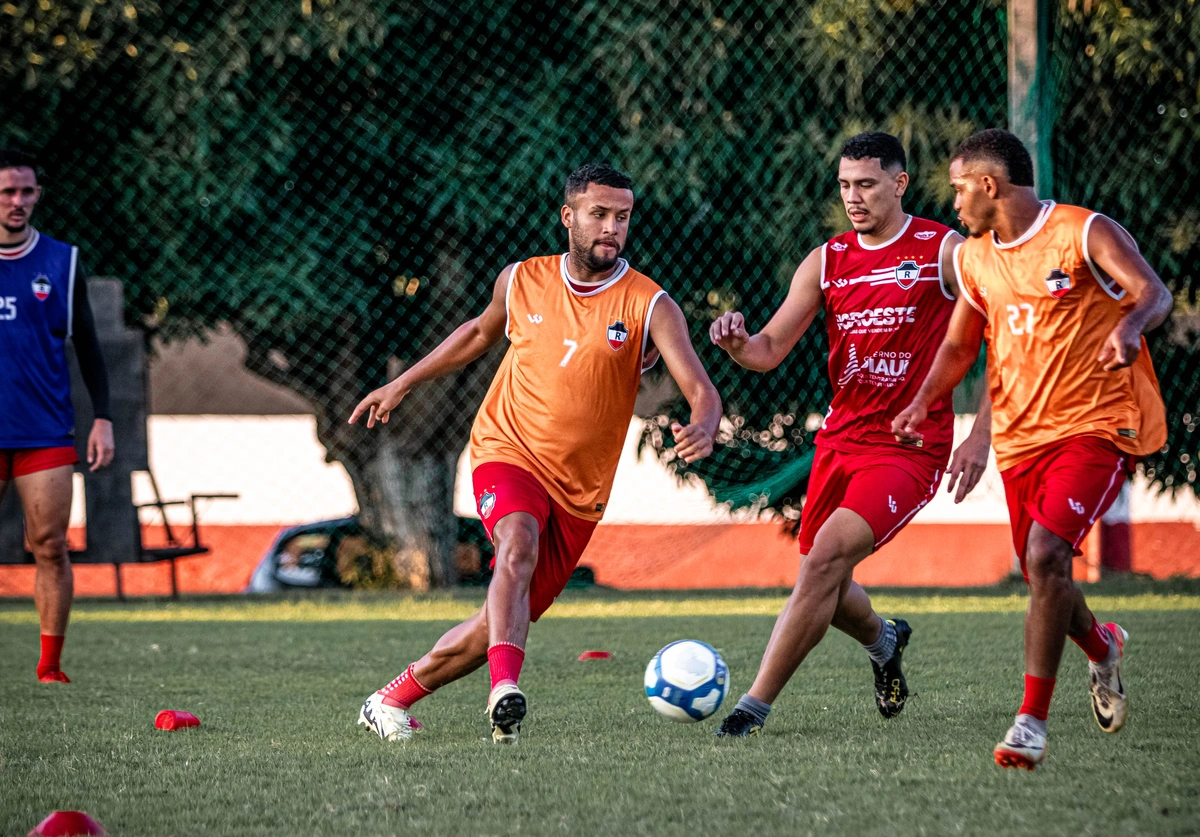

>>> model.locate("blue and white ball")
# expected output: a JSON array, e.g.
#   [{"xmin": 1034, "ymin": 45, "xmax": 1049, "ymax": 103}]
[{"xmin": 644, "ymin": 640, "xmax": 729, "ymax": 723}]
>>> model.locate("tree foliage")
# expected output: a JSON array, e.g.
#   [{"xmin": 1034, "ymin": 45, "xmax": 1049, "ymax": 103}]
[{"xmin": 1, "ymin": 0, "xmax": 1195, "ymax": 549}]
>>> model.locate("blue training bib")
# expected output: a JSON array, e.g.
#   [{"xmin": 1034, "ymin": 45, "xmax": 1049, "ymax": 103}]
[{"xmin": 0, "ymin": 229, "xmax": 79, "ymax": 448}]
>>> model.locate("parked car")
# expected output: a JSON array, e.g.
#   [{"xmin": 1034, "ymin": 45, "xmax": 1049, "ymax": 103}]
[{"xmin": 246, "ymin": 517, "xmax": 368, "ymax": 592}]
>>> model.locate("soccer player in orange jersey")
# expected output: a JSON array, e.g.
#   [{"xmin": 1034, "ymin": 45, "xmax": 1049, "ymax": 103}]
[
  {"xmin": 893, "ymin": 130, "xmax": 1172, "ymax": 770},
  {"xmin": 349, "ymin": 163, "xmax": 721, "ymax": 743}
]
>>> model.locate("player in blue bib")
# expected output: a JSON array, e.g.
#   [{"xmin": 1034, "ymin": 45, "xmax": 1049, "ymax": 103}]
[{"xmin": 0, "ymin": 149, "xmax": 114, "ymax": 683}]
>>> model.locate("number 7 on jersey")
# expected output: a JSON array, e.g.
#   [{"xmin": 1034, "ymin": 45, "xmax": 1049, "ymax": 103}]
[{"xmin": 560, "ymin": 339, "xmax": 578, "ymax": 367}]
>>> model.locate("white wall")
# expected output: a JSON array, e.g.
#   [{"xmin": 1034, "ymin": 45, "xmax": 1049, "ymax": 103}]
[{"xmin": 70, "ymin": 415, "xmax": 1200, "ymax": 528}]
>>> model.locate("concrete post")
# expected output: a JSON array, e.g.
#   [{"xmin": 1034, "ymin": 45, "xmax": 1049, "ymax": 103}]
[{"xmin": 1008, "ymin": 0, "xmax": 1054, "ymax": 195}]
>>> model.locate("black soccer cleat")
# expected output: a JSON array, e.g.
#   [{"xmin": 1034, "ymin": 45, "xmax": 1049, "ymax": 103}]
[
  {"xmin": 714, "ymin": 708, "xmax": 762, "ymax": 738},
  {"xmin": 871, "ymin": 618, "xmax": 913, "ymax": 719},
  {"xmin": 487, "ymin": 684, "xmax": 526, "ymax": 744}
]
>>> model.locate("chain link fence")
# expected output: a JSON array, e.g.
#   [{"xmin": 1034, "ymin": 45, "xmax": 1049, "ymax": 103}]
[{"xmin": 1, "ymin": 0, "xmax": 1195, "ymax": 581}]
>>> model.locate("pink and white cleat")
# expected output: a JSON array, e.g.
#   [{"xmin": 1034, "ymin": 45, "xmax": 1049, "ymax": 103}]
[{"xmin": 1089, "ymin": 623, "xmax": 1129, "ymax": 733}]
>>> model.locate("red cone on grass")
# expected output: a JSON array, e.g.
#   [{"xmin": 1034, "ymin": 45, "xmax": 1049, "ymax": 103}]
[
  {"xmin": 155, "ymin": 710, "xmax": 200, "ymax": 730},
  {"xmin": 578, "ymin": 650, "xmax": 613, "ymax": 660},
  {"xmin": 29, "ymin": 811, "xmax": 106, "ymax": 836}
]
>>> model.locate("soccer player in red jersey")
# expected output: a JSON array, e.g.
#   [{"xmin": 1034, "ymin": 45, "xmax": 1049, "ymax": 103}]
[
  {"xmin": 0, "ymin": 149, "xmax": 115, "ymax": 682},
  {"xmin": 893, "ymin": 130, "xmax": 1171, "ymax": 769},
  {"xmin": 349, "ymin": 163, "xmax": 722, "ymax": 743},
  {"xmin": 709, "ymin": 132, "xmax": 991, "ymax": 736}
]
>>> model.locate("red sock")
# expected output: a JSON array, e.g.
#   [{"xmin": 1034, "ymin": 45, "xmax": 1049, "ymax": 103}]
[
  {"xmin": 379, "ymin": 664, "xmax": 433, "ymax": 709},
  {"xmin": 1071, "ymin": 616, "xmax": 1112, "ymax": 662},
  {"xmin": 1018, "ymin": 674, "xmax": 1056, "ymax": 721},
  {"xmin": 37, "ymin": 634, "xmax": 69, "ymax": 683},
  {"xmin": 487, "ymin": 642, "xmax": 526, "ymax": 689}
]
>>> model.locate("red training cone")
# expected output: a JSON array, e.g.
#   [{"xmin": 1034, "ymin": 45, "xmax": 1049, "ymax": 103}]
[
  {"xmin": 29, "ymin": 811, "xmax": 106, "ymax": 836},
  {"xmin": 578, "ymin": 650, "xmax": 613, "ymax": 660},
  {"xmin": 154, "ymin": 710, "xmax": 201, "ymax": 730}
]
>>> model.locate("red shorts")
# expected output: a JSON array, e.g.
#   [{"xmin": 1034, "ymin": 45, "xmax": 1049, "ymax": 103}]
[
  {"xmin": 472, "ymin": 461, "xmax": 598, "ymax": 621},
  {"xmin": 798, "ymin": 445, "xmax": 943, "ymax": 555},
  {"xmin": 1001, "ymin": 435, "xmax": 1132, "ymax": 579},
  {"xmin": 0, "ymin": 446, "xmax": 78, "ymax": 480}
]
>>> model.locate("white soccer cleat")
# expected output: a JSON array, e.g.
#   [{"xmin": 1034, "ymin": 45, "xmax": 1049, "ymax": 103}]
[
  {"xmin": 1089, "ymin": 623, "xmax": 1129, "ymax": 733},
  {"xmin": 486, "ymin": 683, "xmax": 527, "ymax": 744},
  {"xmin": 358, "ymin": 692, "xmax": 416, "ymax": 742},
  {"xmin": 993, "ymin": 715, "xmax": 1047, "ymax": 770}
]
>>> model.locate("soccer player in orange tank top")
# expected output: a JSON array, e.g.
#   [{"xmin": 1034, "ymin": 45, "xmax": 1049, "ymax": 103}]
[
  {"xmin": 349, "ymin": 163, "xmax": 721, "ymax": 744},
  {"xmin": 894, "ymin": 130, "xmax": 1173, "ymax": 770}
]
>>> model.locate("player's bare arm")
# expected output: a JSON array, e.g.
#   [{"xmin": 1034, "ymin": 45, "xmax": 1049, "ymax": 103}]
[
  {"xmin": 709, "ymin": 246, "xmax": 823, "ymax": 371},
  {"xmin": 87, "ymin": 419, "xmax": 115, "ymax": 472},
  {"xmin": 349, "ymin": 264, "xmax": 514, "ymax": 428},
  {"xmin": 651, "ymin": 296, "xmax": 721, "ymax": 463},
  {"xmin": 937, "ymin": 233, "xmax": 991, "ymax": 502},
  {"xmin": 939, "ymin": 231, "xmax": 966, "ymax": 298},
  {"xmin": 891, "ymin": 293, "xmax": 987, "ymax": 444},
  {"xmin": 945, "ymin": 389, "xmax": 992, "ymax": 503},
  {"xmin": 1088, "ymin": 216, "xmax": 1174, "ymax": 371}
]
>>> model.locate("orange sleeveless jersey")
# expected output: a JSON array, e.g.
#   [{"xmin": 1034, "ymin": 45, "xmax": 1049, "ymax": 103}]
[
  {"xmin": 469, "ymin": 254, "xmax": 666, "ymax": 521},
  {"xmin": 955, "ymin": 202, "xmax": 1166, "ymax": 472}
]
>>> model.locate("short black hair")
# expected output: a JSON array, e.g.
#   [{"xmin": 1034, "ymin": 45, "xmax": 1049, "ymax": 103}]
[
  {"xmin": 840, "ymin": 131, "xmax": 906, "ymax": 172},
  {"xmin": 0, "ymin": 148, "xmax": 39, "ymax": 176},
  {"xmin": 952, "ymin": 129, "xmax": 1035, "ymax": 187},
  {"xmin": 564, "ymin": 162, "xmax": 633, "ymax": 205}
]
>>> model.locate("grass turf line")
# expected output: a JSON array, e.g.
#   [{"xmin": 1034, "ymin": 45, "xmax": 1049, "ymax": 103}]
[
  {"xmin": 2, "ymin": 594, "xmax": 1198, "ymax": 836},
  {"xmin": 0, "ymin": 592, "xmax": 1197, "ymax": 624}
]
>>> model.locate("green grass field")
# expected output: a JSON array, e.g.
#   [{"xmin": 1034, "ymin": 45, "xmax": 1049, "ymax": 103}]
[{"xmin": 3, "ymin": 584, "xmax": 1199, "ymax": 836}]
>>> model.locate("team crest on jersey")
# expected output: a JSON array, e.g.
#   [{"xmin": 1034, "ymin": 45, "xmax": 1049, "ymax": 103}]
[
  {"xmin": 32, "ymin": 273, "xmax": 51, "ymax": 301},
  {"xmin": 607, "ymin": 320, "xmax": 629, "ymax": 351},
  {"xmin": 914, "ymin": 230, "xmax": 937, "ymax": 240},
  {"xmin": 830, "ymin": 242, "xmax": 848, "ymax": 252},
  {"xmin": 479, "ymin": 490, "xmax": 496, "ymax": 519},
  {"xmin": 1044, "ymin": 268, "xmax": 1072, "ymax": 299},
  {"xmin": 894, "ymin": 260, "xmax": 920, "ymax": 290}
]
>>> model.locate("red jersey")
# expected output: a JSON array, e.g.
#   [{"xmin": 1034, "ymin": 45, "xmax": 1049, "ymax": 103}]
[{"xmin": 818, "ymin": 214, "xmax": 957, "ymax": 461}]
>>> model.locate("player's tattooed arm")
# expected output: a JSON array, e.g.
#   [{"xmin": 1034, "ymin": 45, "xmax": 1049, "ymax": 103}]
[
  {"xmin": 892, "ymin": 293, "xmax": 987, "ymax": 445},
  {"xmin": 650, "ymin": 296, "xmax": 721, "ymax": 463},
  {"xmin": 1087, "ymin": 216, "xmax": 1174, "ymax": 371},
  {"xmin": 349, "ymin": 263, "xmax": 514, "ymax": 428},
  {"xmin": 709, "ymin": 246, "xmax": 823, "ymax": 371}
]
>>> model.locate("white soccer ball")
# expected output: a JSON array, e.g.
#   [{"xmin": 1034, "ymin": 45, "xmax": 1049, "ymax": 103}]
[{"xmin": 644, "ymin": 639, "xmax": 729, "ymax": 723}]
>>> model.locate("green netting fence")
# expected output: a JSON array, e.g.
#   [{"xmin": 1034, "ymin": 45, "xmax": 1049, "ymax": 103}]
[{"xmin": 1, "ymin": 0, "xmax": 1196, "ymax": 581}]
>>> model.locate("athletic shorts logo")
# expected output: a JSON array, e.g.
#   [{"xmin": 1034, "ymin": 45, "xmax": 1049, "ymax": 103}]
[
  {"xmin": 894, "ymin": 260, "xmax": 920, "ymax": 290},
  {"xmin": 1068, "ymin": 498, "xmax": 1085, "ymax": 515},
  {"xmin": 830, "ymin": 242, "xmax": 848, "ymax": 252},
  {"xmin": 607, "ymin": 320, "xmax": 629, "ymax": 351},
  {"xmin": 914, "ymin": 230, "xmax": 937, "ymax": 240},
  {"xmin": 479, "ymin": 490, "xmax": 496, "ymax": 519},
  {"xmin": 1045, "ymin": 268, "xmax": 1072, "ymax": 299},
  {"xmin": 32, "ymin": 274, "xmax": 51, "ymax": 301}
]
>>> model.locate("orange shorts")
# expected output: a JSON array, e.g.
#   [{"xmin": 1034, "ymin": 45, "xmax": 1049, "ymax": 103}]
[
  {"xmin": 472, "ymin": 461, "xmax": 597, "ymax": 621},
  {"xmin": 0, "ymin": 446, "xmax": 78, "ymax": 480},
  {"xmin": 1001, "ymin": 435, "xmax": 1133, "ymax": 580},
  {"xmin": 798, "ymin": 445, "xmax": 943, "ymax": 555}
]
